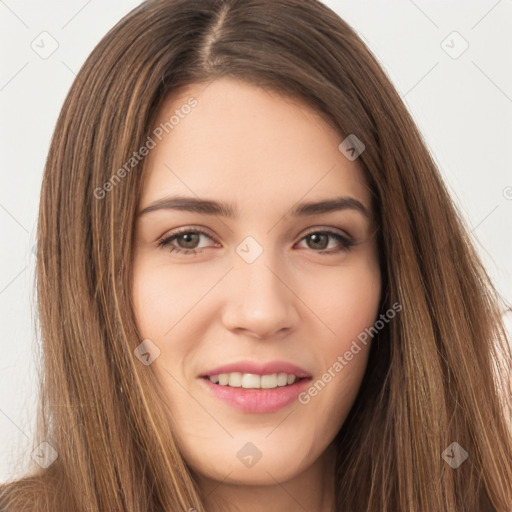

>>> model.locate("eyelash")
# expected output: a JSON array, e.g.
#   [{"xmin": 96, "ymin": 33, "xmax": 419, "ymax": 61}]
[{"xmin": 156, "ymin": 227, "xmax": 356, "ymax": 256}]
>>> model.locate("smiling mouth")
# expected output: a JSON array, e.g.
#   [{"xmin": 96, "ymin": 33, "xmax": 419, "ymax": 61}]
[
  {"xmin": 204, "ymin": 372, "xmax": 308, "ymax": 389},
  {"xmin": 200, "ymin": 372, "xmax": 312, "ymax": 413}
]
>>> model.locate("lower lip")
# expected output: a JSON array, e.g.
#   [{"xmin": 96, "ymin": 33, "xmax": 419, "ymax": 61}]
[{"xmin": 199, "ymin": 377, "xmax": 311, "ymax": 413}]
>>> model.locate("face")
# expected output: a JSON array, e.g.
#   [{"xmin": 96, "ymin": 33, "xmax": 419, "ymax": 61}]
[{"xmin": 132, "ymin": 78, "xmax": 381, "ymax": 486}]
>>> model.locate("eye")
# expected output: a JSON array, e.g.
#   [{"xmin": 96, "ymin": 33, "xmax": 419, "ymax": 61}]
[
  {"xmin": 157, "ymin": 227, "xmax": 356, "ymax": 256},
  {"xmin": 157, "ymin": 227, "xmax": 217, "ymax": 256},
  {"xmin": 296, "ymin": 229, "xmax": 355, "ymax": 254}
]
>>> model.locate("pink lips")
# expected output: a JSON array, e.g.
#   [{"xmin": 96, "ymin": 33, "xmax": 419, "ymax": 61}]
[
  {"xmin": 199, "ymin": 360, "xmax": 312, "ymax": 414},
  {"xmin": 200, "ymin": 360, "xmax": 311, "ymax": 379}
]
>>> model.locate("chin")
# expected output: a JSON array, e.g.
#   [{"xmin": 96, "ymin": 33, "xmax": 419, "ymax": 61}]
[{"xmin": 182, "ymin": 435, "xmax": 318, "ymax": 485}]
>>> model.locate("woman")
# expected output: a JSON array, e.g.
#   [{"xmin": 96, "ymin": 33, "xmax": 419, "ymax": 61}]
[{"xmin": 1, "ymin": 0, "xmax": 511, "ymax": 510}]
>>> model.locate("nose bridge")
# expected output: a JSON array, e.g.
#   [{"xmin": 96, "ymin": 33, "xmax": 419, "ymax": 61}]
[
  {"xmin": 223, "ymin": 234, "xmax": 298, "ymax": 337},
  {"xmin": 235, "ymin": 235, "xmax": 289, "ymax": 306}
]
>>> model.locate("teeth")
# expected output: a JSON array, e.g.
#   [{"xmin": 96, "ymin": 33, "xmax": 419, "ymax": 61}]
[
  {"xmin": 229, "ymin": 372, "xmax": 242, "ymax": 387},
  {"xmin": 209, "ymin": 372, "xmax": 298, "ymax": 389},
  {"xmin": 242, "ymin": 373, "xmax": 261, "ymax": 388}
]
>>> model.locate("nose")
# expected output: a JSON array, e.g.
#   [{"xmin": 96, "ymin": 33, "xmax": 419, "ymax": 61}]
[{"xmin": 221, "ymin": 253, "xmax": 300, "ymax": 340}]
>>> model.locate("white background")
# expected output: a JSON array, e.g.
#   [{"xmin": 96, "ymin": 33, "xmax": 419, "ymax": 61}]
[{"xmin": 1, "ymin": 0, "xmax": 511, "ymax": 482}]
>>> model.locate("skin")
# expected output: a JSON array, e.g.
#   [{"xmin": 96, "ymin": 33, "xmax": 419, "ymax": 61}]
[{"xmin": 132, "ymin": 77, "xmax": 381, "ymax": 512}]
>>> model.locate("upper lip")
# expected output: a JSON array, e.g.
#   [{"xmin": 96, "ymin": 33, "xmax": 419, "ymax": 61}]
[{"xmin": 201, "ymin": 360, "xmax": 312, "ymax": 379}]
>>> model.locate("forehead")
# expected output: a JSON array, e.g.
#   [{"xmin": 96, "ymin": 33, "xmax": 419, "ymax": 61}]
[{"xmin": 140, "ymin": 78, "xmax": 371, "ymax": 217}]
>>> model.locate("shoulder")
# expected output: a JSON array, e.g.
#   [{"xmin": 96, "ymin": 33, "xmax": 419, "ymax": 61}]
[
  {"xmin": 0, "ymin": 464, "xmax": 77, "ymax": 512},
  {"xmin": 0, "ymin": 473, "xmax": 53, "ymax": 512}
]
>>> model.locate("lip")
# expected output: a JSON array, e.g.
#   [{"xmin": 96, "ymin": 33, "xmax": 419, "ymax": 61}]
[
  {"xmin": 199, "ymin": 376, "xmax": 312, "ymax": 413},
  {"xmin": 200, "ymin": 360, "xmax": 312, "ymax": 379}
]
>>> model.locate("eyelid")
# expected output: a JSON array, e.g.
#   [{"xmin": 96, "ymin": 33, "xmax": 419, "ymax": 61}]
[
  {"xmin": 156, "ymin": 226, "xmax": 218, "ymax": 247},
  {"xmin": 158, "ymin": 225, "xmax": 353, "ymax": 242},
  {"xmin": 299, "ymin": 225, "xmax": 353, "ymax": 240},
  {"xmin": 157, "ymin": 225, "xmax": 356, "ymax": 255},
  {"xmin": 158, "ymin": 223, "xmax": 213, "ymax": 237}
]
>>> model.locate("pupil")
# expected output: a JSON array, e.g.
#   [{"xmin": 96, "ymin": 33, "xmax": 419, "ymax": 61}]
[
  {"xmin": 180, "ymin": 233, "xmax": 199, "ymax": 249},
  {"xmin": 309, "ymin": 233, "xmax": 327, "ymax": 250}
]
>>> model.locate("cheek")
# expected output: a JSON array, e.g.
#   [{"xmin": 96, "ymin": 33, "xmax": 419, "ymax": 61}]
[
  {"xmin": 131, "ymin": 257, "xmax": 226, "ymax": 383},
  {"xmin": 132, "ymin": 257, "xmax": 209, "ymax": 336},
  {"xmin": 334, "ymin": 268, "xmax": 381, "ymax": 339},
  {"xmin": 305, "ymin": 254, "xmax": 381, "ymax": 346},
  {"xmin": 297, "ymin": 252, "xmax": 381, "ymax": 414}
]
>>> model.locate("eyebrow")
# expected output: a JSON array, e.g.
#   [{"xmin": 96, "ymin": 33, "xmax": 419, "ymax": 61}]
[{"xmin": 138, "ymin": 195, "xmax": 370, "ymax": 219}]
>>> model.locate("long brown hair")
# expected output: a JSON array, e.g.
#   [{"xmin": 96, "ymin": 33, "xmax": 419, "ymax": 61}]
[{"xmin": 2, "ymin": 0, "xmax": 511, "ymax": 510}]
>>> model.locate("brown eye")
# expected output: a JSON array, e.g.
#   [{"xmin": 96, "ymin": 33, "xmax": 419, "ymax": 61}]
[
  {"xmin": 298, "ymin": 230, "xmax": 355, "ymax": 253},
  {"xmin": 157, "ymin": 228, "xmax": 217, "ymax": 255},
  {"xmin": 175, "ymin": 232, "xmax": 201, "ymax": 249}
]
